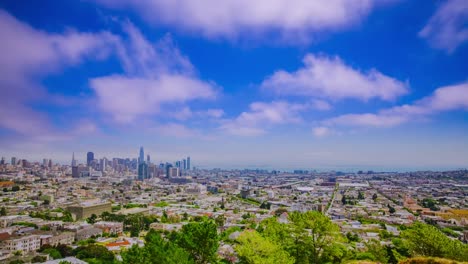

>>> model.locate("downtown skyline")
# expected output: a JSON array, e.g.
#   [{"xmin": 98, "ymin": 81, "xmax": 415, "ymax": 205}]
[{"xmin": 0, "ymin": 1, "xmax": 467, "ymax": 170}]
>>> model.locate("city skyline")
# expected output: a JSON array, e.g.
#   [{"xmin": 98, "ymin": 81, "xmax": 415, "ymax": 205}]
[{"xmin": 0, "ymin": 1, "xmax": 467, "ymax": 169}]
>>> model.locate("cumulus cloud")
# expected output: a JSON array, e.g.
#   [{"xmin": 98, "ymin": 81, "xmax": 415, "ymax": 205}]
[
  {"xmin": 323, "ymin": 82, "xmax": 468, "ymax": 128},
  {"xmin": 0, "ymin": 9, "xmax": 114, "ymax": 138},
  {"xmin": 89, "ymin": 21, "xmax": 219, "ymax": 123},
  {"xmin": 92, "ymin": 0, "xmax": 392, "ymax": 42},
  {"xmin": 90, "ymin": 75, "xmax": 217, "ymax": 123},
  {"xmin": 220, "ymin": 101, "xmax": 308, "ymax": 136},
  {"xmin": 261, "ymin": 54, "xmax": 408, "ymax": 101},
  {"xmin": 419, "ymin": 0, "xmax": 468, "ymax": 53}
]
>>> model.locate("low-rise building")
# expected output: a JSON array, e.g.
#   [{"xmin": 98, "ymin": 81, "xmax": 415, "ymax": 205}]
[
  {"xmin": 40, "ymin": 232, "xmax": 75, "ymax": 246},
  {"xmin": 94, "ymin": 221, "xmax": 123, "ymax": 234},
  {"xmin": 1, "ymin": 234, "xmax": 41, "ymax": 252},
  {"xmin": 75, "ymin": 227, "xmax": 102, "ymax": 241}
]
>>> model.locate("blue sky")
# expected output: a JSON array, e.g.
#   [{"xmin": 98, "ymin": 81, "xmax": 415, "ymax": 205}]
[{"xmin": 0, "ymin": 0, "xmax": 467, "ymax": 170}]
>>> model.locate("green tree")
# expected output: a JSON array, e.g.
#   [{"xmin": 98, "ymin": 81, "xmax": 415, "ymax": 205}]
[
  {"xmin": 215, "ymin": 215, "xmax": 225, "ymax": 227},
  {"xmin": 31, "ymin": 256, "xmax": 47, "ymax": 263},
  {"xmin": 11, "ymin": 186, "xmax": 20, "ymax": 192},
  {"xmin": 74, "ymin": 244, "xmax": 115, "ymax": 263},
  {"xmin": 402, "ymin": 222, "xmax": 468, "ymax": 261},
  {"xmin": 87, "ymin": 214, "xmax": 97, "ymax": 224},
  {"xmin": 364, "ymin": 239, "xmax": 389, "ymax": 263},
  {"xmin": 358, "ymin": 191, "xmax": 365, "ymax": 200},
  {"xmin": 43, "ymin": 248, "xmax": 62, "ymax": 259},
  {"xmin": 0, "ymin": 206, "xmax": 7, "ymax": 216},
  {"xmin": 235, "ymin": 230, "xmax": 295, "ymax": 264},
  {"xmin": 372, "ymin": 193, "xmax": 378, "ymax": 201},
  {"xmin": 288, "ymin": 211, "xmax": 343, "ymax": 264},
  {"xmin": 122, "ymin": 229, "xmax": 194, "ymax": 264},
  {"xmin": 175, "ymin": 220, "xmax": 219, "ymax": 264}
]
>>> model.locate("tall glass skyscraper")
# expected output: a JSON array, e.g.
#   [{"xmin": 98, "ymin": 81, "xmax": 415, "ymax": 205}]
[
  {"xmin": 87, "ymin": 152, "xmax": 94, "ymax": 167},
  {"xmin": 138, "ymin": 146, "xmax": 147, "ymax": 180},
  {"xmin": 139, "ymin": 146, "xmax": 144, "ymax": 165}
]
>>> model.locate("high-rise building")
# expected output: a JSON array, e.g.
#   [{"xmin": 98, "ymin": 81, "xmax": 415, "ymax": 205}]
[
  {"xmin": 138, "ymin": 163, "xmax": 148, "ymax": 180},
  {"xmin": 139, "ymin": 147, "xmax": 144, "ymax": 165},
  {"xmin": 48, "ymin": 159, "xmax": 52, "ymax": 168},
  {"xmin": 187, "ymin": 156, "xmax": 191, "ymax": 170},
  {"xmin": 0, "ymin": 157, "xmax": 4, "ymax": 165},
  {"xmin": 165, "ymin": 164, "xmax": 173, "ymax": 178},
  {"xmin": 43, "ymin": 159, "xmax": 48, "ymax": 167},
  {"xmin": 147, "ymin": 154, "xmax": 150, "ymax": 164},
  {"xmin": 72, "ymin": 152, "xmax": 77, "ymax": 167},
  {"xmin": 175, "ymin": 160, "xmax": 181, "ymax": 169},
  {"xmin": 11, "ymin": 157, "xmax": 16, "ymax": 165},
  {"xmin": 87, "ymin": 152, "xmax": 94, "ymax": 167},
  {"xmin": 100, "ymin": 158, "xmax": 107, "ymax": 172},
  {"xmin": 183, "ymin": 159, "xmax": 187, "ymax": 170},
  {"xmin": 169, "ymin": 167, "xmax": 180, "ymax": 177}
]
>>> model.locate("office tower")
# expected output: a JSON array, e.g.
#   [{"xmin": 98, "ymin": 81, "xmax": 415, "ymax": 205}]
[
  {"xmin": 139, "ymin": 146, "xmax": 144, "ymax": 164},
  {"xmin": 87, "ymin": 152, "xmax": 94, "ymax": 167},
  {"xmin": 165, "ymin": 164, "xmax": 173, "ymax": 178},
  {"xmin": 175, "ymin": 160, "xmax": 181, "ymax": 169},
  {"xmin": 100, "ymin": 158, "xmax": 107, "ymax": 172},
  {"xmin": 183, "ymin": 159, "xmax": 187, "ymax": 170},
  {"xmin": 11, "ymin": 157, "xmax": 16, "ymax": 165},
  {"xmin": 138, "ymin": 162, "xmax": 148, "ymax": 180},
  {"xmin": 169, "ymin": 167, "xmax": 180, "ymax": 177},
  {"xmin": 72, "ymin": 152, "xmax": 77, "ymax": 167},
  {"xmin": 43, "ymin": 159, "xmax": 48, "ymax": 167},
  {"xmin": 187, "ymin": 156, "xmax": 191, "ymax": 170},
  {"xmin": 0, "ymin": 157, "xmax": 4, "ymax": 165},
  {"xmin": 48, "ymin": 159, "xmax": 52, "ymax": 168},
  {"xmin": 147, "ymin": 154, "xmax": 150, "ymax": 163}
]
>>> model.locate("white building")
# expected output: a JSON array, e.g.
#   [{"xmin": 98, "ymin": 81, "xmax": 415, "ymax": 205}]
[{"xmin": 2, "ymin": 235, "xmax": 41, "ymax": 252}]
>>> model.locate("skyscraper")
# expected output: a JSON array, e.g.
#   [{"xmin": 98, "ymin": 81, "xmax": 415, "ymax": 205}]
[
  {"xmin": 100, "ymin": 158, "xmax": 107, "ymax": 172},
  {"xmin": 147, "ymin": 154, "xmax": 150, "ymax": 164},
  {"xmin": 72, "ymin": 152, "xmax": 77, "ymax": 167},
  {"xmin": 87, "ymin": 152, "xmax": 94, "ymax": 167},
  {"xmin": 183, "ymin": 159, "xmax": 187, "ymax": 170},
  {"xmin": 187, "ymin": 156, "xmax": 191, "ymax": 170},
  {"xmin": 139, "ymin": 146, "xmax": 144, "ymax": 165},
  {"xmin": 0, "ymin": 157, "xmax": 4, "ymax": 165},
  {"xmin": 165, "ymin": 164, "xmax": 173, "ymax": 178},
  {"xmin": 43, "ymin": 159, "xmax": 48, "ymax": 167},
  {"xmin": 138, "ymin": 163, "xmax": 148, "ymax": 180},
  {"xmin": 11, "ymin": 157, "xmax": 16, "ymax": 165}
]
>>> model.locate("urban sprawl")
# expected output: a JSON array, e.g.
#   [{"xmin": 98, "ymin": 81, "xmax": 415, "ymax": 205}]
[{"xmin": 0, "ymin": 147, "xmax": 467, "ymax": 263}]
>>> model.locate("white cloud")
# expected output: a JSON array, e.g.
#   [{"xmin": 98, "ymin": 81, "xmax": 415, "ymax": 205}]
[
  {"xmin": 152, "ymin": 123, "xmax": 199, "ymax": 138},
  {"xmin": 203, "ymin": 109, "xmax": 225, "ymax": 119},
  {"xmin": 220, "ymin": 101, "xmax": 308, "ymax": 136},
  {"xmin": 92, "ymin": 0, "xmax": 393, "ymax": 42},
  {"xmin": 419, "ymin": 0, "xmax": 468, "ymax": 53},
  {"xmin": 261, "ymin": 54, "xmax": 408, "ymax": 101},
  {"xmin": 89, "ymin": 21, "xmax": 219, "ymax": 123},
  {"xmin": 324, "ymin": 82, "xmax": 468, "ymax": 128},
  {"xmin": 311, "ymin": 99, "xmax": 332, "ymax": 111},
  {"xmin": 312, "ymin": 126, "xmax": 331, "ymax": 137},
  {"xmin": 169, "ymin": 107, "xmax": 225, "ymax": 121},
  {"xmin": 0, "ymin": 9, "xmax": 114, "ymax": 138},
  {"xmin": 91, "ymin": 75, "xmax": 216, "ymax": 123}
]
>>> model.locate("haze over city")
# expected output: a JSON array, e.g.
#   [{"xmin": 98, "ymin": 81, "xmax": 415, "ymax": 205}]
[{"xmin": 0, "ymin": 0, "xmax": 467, "ymax": 170}]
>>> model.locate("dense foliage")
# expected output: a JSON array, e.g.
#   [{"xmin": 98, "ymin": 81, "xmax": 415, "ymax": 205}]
[{"xmin": 33, "ymin": 212, "xmax": 468, "ymax": 264}]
